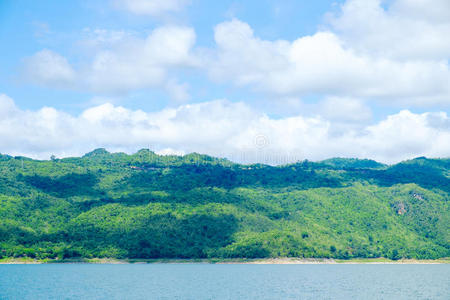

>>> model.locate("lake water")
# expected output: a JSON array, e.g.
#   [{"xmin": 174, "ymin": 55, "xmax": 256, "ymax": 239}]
[{"xmin": 0, "ymin": 264, "xmax": 448, "ymax": 299}]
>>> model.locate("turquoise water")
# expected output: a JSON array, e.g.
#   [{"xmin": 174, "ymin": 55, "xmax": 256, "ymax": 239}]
[{"xmin": 0, "ymin": 264, "xmax": 448, "ymax": 299}]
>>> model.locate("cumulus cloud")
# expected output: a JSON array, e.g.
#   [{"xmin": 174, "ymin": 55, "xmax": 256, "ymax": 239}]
[
  {"xmin": 318, "ymin": 97, "xmax": 372, "ymax": 123},
  {"xmin": 114, "ymin": 0, "xmax": 190, "ymax": 16},
  {"xmin": 85, "ymin": 25, "xmax": 196, "ymax": 95},
  {"xmin": 208, "ymin": 18, "xmax": 450, "ymax": 105},
  {"xmin": 22, "ymin": 49, "xmax": 76, "ymax": 88},
  {"xmin": 23, "ymin": 26, "xmax": 196, "ymax": 98},
  {"xmin": 0, "ymin": 94, "xmax": 18, "ymax": 118},
  {"xmin": 165, "ymin": 79, "xmax": 190, "ymax": 103},
  {"xmin": 22, "ymin": 0, "xmax": 450, "ymax": 107},
  {"xmin": 0, "ymin": 95, "xmax": 448, "ymax": 164},
  {"xmin": 327, "ymin": 0, "xmax": 450, "ymax": 60}
]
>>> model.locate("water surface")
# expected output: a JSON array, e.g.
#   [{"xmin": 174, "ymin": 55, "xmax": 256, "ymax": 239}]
[{"xmin": 0, "ymin": 264, "xmax": 448, "ymax": 299}]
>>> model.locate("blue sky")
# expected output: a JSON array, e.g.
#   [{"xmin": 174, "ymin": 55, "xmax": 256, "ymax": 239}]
[
  {"xmin": 0, "ymin": 0, "xmax": 449, "ymax": 163},
  {"xmin": 1, "ymin": 0, "xmax": 343, "ymax": 113}
]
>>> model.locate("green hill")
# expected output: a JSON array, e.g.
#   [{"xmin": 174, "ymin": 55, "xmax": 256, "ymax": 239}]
[{"xmin": 0, "ymin": 150, "xmax": 448, "ymax": 260}]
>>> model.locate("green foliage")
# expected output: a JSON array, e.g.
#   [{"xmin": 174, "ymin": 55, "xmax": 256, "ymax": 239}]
[
  {"xmin": 0, "ymin": 149, "xmax": 448, "ymax": 260},
  {"xmin": 319, "ymin": 158, "xmax": 386, "ymax": 169}
]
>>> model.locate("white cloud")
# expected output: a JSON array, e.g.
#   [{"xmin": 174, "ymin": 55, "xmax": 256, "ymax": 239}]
[
  {"xmin": 85, "ymin": 25, "xmax": 196, "ymax": 94},
  {"xmin": 392, "ymin": 0, "xmax": 450, "ymax": 23},
  {"xmin": 21, "ymin": 0, "xmax": 450, "ymax": 107},
  {"xmin": 23, "ymin": 26, "xmax": 196, "ymax": 98},
  {"xmin": 114, "ymin": 0, "xmax": 190, "ymax": 16},
  {"xmin": 327, "ymin": 0, "xmax": 450, "ymax": 60},
  {"xmin": 23, "ymin": 49, "xmax": 76, "ymax": 88},
  {"xmin": 79, "ymin": 28, "xmax": 134, "ymax": 50},
  {"xmin": 0, "ymin": 95, "xmax": 448, "ymax": 164},
  {"xmin": 0, "ymin": 94, "xmax": 18, "ymax": 119},
  {"xmin": 156, "ymin": 148, "xmax": 185, "ymax": 156},
  {"xmin": 165, "ymin": 79, "xmax": 190, "ymax": 103},
  {"xmin": 208, "ymin": 18, "xmax": 450, "ymax": 105},
  {"xmin": 356, "ymin": 110, "xmax": 450, "ymax": 160},
  {"xmin": 318, "ymin": 97, "xmax": 372, "ymax": 123}
]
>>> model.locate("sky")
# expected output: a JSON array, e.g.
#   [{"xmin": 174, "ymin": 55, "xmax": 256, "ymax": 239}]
[{"xmin": 0, "ymin": 0, "xmax": 449, "ymax": 164}]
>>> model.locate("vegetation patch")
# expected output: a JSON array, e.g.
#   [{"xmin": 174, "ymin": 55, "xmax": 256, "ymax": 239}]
[{"xmin": 0, "ymin": 150, "xmax": 448, "ymax": 260}]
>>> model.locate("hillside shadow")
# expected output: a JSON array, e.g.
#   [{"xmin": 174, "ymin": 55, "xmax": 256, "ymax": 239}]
[
  {"xmin": 123, "ymin": 163, "xmax": 343, "ymax": 191},
  {"xmin": 21, "ymin": 173, "xmax": 101, "ymax": 197},
  {"xmin": 348, "ymin": 164, "xmax": 450, "ymax": 192}
]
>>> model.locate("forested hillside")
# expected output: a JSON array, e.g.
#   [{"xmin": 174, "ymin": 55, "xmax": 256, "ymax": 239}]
[{"xmin": 0, "ymin": 149, "xmax": 448, "ymax": 260}]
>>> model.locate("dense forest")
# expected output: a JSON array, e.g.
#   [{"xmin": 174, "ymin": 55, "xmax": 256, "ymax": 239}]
[{"xmin": 0, "ymin": 149, "xmax": 449, "ymax": 260}]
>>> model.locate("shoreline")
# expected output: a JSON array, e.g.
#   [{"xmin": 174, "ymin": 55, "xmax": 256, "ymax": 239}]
[{"xmin": 1, "ymin": 257, "xmax": 449, "ymax": 265}]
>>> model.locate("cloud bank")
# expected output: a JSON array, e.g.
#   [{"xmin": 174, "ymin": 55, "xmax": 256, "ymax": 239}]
[
  {"xmin": 23, "ymin": 25, "xmax": 197, "ymax": 98},
  {"xmin": 21, "ymin": 0, "xmax": 450, "ymax": 106},
  {"xmin": 10, "ymin": 0, "xmax": 450, "ymax": 164},
  {"xmin": 1, "ymin": 94, "xmax": 448, "ymax": 164},
  {"xmin": 209, "ymin": 18, "xmax": 449, "ymax": 105}
]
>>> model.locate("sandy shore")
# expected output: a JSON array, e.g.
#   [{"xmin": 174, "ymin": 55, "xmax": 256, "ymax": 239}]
[
  {"xmin": 238, "ymin": 258, "xmax": 449, "ymax": 264},
  {"xmin": 1, "ymin": 257, "xmax": 449, "ymax": 264}
]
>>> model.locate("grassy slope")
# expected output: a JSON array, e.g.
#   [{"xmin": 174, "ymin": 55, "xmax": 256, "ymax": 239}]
[{"xmin": 0, "ymin": 150, "xmax": 448, "ymax": 260}]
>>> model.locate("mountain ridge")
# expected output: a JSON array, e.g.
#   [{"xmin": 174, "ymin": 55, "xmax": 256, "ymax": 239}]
[{"xmin": 0, "ymin": 149, "xmax": 448, "ymax": 260}]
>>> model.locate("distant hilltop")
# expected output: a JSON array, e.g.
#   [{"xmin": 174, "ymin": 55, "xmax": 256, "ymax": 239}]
[
  {"xmin": 4, "ymin": 147, "xmax": 448, "ymax": 167},
  {"xmin": 0, "ymin": 149, "xmax": 448, "ymax": 261}
]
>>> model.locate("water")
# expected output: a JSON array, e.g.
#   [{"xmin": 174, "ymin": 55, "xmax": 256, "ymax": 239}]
[{"xmin": 0, "ymin": 264, "xmax": 448, "ymax": 299}]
